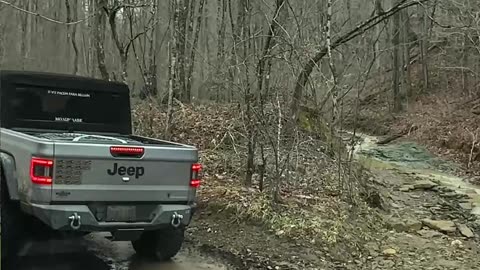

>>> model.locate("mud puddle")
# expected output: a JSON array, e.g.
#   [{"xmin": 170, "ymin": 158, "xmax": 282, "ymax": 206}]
[
  {"xmin": 349, "ymin": 132, "xmax": 480, "ymax": 217},
  {"xmin": 7, "ymin": 233, "xmax": 230, "ymax": 270},
  {"xmin": 87, "ymin": 233, "xmax": 230, "ymax": 270}
]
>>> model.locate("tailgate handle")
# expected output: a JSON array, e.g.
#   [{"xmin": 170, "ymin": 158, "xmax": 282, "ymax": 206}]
[
  {"xmin": 74, "ymin": 135, "xmax": 128, "ymax": 143},
  {"xmin": 110, "ymin": 146, "xmax": 145, "ymax": 158}
]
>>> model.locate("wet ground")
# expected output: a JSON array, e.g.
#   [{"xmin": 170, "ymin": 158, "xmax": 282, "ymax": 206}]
[
  {"xmin": 351, "ymin": 133, "xmax": 480, "ymax": 218},
  {"xmin": 348, "ymin": 133, "xmax": 480, "ymax": 270},
  {"xmin": 7, "ymin": 233, "xmax": 230, "ymax": 270}
]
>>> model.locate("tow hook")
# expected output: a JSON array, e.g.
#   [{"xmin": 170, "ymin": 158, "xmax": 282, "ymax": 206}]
[
  {"xmin": 171, "ymin": 212, "xmax": 183, "ymax": 228},
  {"xmin": 68, "ymin": 213, "xmax": 82, "ymax": 230}
]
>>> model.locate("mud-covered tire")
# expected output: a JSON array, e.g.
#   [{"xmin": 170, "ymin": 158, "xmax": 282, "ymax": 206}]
[
  {"xmin": 1, "ymin": 170, "xmax": 25, "ymax": 263},
  {"xmin": 132, "ymin": 227, "xmax": 185, "ymax": 261}
]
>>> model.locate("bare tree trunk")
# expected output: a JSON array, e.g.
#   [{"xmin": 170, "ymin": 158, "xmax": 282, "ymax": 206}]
[
  {"xmin": 184, "ymin": 0, "xmax": 195, "ymax": 86},
  {"xmin": 216, "ymin": 0, "xmax": 227, "ymax": 101},
  {"xmin": 374, "ymin": 0, "xmax": 383, "ymax": 71},
  {"xmin": 19, "ymin": 1, "xmax": 28, "ymax": 69},
  {"xmin": 227, "ymin": 0, "xmax": 236, "ymax": 102},
  {"xmin": 186, "ymin": 0, "xmax": 205, "ymax": 97},
  {"xmin": 257, "ymin": 0, "xmax": 286, "ymax": 99},
  {"xmin": 401, "ymin": 8, "xmax": 412, "ymax": 100},
  {"xmin": 176, "ymin": 0, "xmax": 188, "ymax": 101},
  {"xmin": 203, "ymin": 1, "xmax": 211, "ymax": 78},
  {"xmin": 462, "ymin": 33, "xmax": 470, "ymax": 95},
  {"xmin": 419, "ymin": 3, "xmax": 429, "ymax": 92},
  {"xmin": 166, "ymin": 0, "xmax": 180, "ymax": 138},
  {"xmin": 250, "ymin": 0, "xmax": 286, "ymax": 195},
  {"xmin": 327, "ymin": 0, "xmax": 338, "ymax": 131},
  {"xmin": 392, "ymin": 2, "xmax": 402, "ymax": 112},
  {"xmin": 87, "ymin": 0, "xmax": 95, "ymax": 77},
  {"xmin": 105, "ymin": 3, "xmax": 128, "ymax": 83},
  {"xmin": 143, "ymin": 0, "xmax": 158, "ymax": 98},
  {"xmin": 165, "ymin": 41, "xmax": 176, "ymax": 139},
  {"xmin": 476, "ymin": 51, "xmax": 480, "ymax": 96},
  {"xmin": 244, "ymin": 0, "xmax": 255, "ymax": 187},
  {"xmin": 93, "ymin": 0, "xmax": 109, "ymax": 80},
  {"xmin": 65, "ymin": 0, "xmax": 79, "ymax": 75},
  {"xmin": 272, "ymin": 93, "xmax": 282, "ymax": 202}
]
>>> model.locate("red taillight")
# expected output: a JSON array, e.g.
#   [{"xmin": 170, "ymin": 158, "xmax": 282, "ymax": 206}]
[
  {"xmin": 190, "ymin": 163, "xmax": 202, "ymax": 188},
  {"xmin": 110, "ymin": 146, "xmax": 145, "ymax": 158},
  {"xmin": 30, "ymin": 157, "xmax": 54, "ymax": 185}
]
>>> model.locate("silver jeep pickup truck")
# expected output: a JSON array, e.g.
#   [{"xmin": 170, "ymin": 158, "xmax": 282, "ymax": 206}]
[{"xmin": 0, "ymin": 70, "xmax": 201, "ymax": 262}]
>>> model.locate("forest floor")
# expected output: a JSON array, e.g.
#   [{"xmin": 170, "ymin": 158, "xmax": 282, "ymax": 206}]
[
  {"xmin": 183, "ymin": 133, "xmax": 480, "ymax": 270},
  {"xmin": 131, "ymin": 102, "xmax": 480, "ymax": 270}
]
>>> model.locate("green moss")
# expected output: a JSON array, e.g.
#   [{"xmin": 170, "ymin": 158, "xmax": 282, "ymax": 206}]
[
  {"xmin": 298, "ymin": 106, "xmax": 346, "ymax": 155},
  {"xmin": 358, "ymin": 142, "xmax": 458, "ymax": 172},
  {"xmin": 298, "ymin": 107, "xmax": 331, "ymax": 141}
]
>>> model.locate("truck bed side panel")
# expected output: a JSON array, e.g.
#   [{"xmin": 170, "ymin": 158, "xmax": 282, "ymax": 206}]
[{"xmin": 0, "ymin": 128, "xmax": 54, "ymax": 203}]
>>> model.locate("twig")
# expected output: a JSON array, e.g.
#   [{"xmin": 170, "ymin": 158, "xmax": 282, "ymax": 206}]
[
  {"xmin": 467, "ymin": 129, "xmax": 478, "ymax": 169},
  {"xmin": 0, "ymin": 0, "xmax": 94, "ymax": 25},
  {"xmin": 212, "ymin": 131, "xmax": 229, "ymax": 151},
  {"xmin": 173, "ymin": 98, "xmax": 187, "ymax": 118},
  {"xmin": 211, "ymin": 124, "xmax": 235, "ymax": 152},
  {"xmin": 228, "ymin": 131, "xmax": 239, "ymax": 154}
]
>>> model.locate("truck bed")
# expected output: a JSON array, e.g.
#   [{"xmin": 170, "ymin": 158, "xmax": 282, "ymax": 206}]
[{"xmin": 0, "ymin": 128, "xmax": 199, "ymax": 205}]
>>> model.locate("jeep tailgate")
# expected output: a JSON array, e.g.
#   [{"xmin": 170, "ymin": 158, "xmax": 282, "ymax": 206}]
[{"xmin": 51, "ymin": 143, "xmax": 198, "ymax": 203}]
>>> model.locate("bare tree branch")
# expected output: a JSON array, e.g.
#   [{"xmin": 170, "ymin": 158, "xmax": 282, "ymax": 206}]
[
  {"xmin": 290, "ymin": 0, "xmax": 431, "ymax": 121},
  {"xmin": 0, "ymin": 0, "xmax": 94, "ymax": 25}
]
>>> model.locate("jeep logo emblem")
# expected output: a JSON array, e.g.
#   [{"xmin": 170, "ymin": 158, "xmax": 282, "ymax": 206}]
[{"xmin": 107, "ymin": 163, "xmax": 145, "ymax": 179}]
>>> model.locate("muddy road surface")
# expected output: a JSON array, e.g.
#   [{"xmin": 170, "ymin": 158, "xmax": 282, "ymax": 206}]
[{"xmin": 7, "ymin": 233, "xmax": 230, "ymax": 270}]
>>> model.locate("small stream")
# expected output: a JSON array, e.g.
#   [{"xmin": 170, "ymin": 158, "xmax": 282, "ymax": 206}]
[{"xmin": 349, "ymin": 132, "xmax": 480, "ymax": 217}]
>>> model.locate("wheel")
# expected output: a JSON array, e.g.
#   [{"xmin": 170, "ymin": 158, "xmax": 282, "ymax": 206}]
[
  {"xmin": 1, "ymin": 170, "xmax": 26, "ymax": 263},
  {"xmin": 131, "ymin": 227, "xmax": 185, "ymax": 261}
]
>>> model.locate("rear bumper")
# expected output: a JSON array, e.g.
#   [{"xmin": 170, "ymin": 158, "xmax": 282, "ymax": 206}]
[{"xmin": 21, "ymin": 202, "xmax": 197, "ymax": 232}]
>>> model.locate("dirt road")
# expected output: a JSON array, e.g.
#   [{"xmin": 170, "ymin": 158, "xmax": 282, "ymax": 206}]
[
  {"xmin": 351, "ymin": 133, "xmax": 480, "ymax": 270},
  {"xmin": 5, "ymin": 133, "xmax": 480, "ymax": 270},
  {"xmin": 7, "ymin": 233, "xmax": 230, "ymax": 270}
]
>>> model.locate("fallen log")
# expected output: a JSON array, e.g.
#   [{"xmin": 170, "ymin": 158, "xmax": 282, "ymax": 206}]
[{"xmin": 377, "ymin": 125, "xmax": 418, "ymax": 145}]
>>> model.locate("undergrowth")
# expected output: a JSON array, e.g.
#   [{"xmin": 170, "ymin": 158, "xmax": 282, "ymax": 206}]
[{"xmin": 132, "ymin": 100, "xmax": 386, "ymax": 258}]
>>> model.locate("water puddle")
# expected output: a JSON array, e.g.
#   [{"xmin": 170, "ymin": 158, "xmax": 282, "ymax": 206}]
[
  {"xmin": 348, "ymin": 132, "xmax": 480, "ymax": 217},
  {"xmin": 87, "ymin": 233, "xmax": 230, "ymax": 270},
  {"xmin": 8, "ymin": 234, "xmax": 230, "ymax": 270}
]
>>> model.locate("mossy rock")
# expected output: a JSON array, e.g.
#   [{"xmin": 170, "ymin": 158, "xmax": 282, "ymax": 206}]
[
  {"xmin": 298, "ymin": 106, "xmax": 346, "ymax": 154},
  {"xmin": 298, "ymin": 106, "xmax": 330, "ymax": 140}
]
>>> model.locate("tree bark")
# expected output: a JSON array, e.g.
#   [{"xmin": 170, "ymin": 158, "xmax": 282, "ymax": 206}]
[
  {"xmin": 257, "ymin": 0, "xmax": 286, "ymax": 99},
  {"xmin": 419, "ymin": 3, "xmax": 429, "ymax": 92},
  {"xmin": 462, "ymin": 33, "xmax": 470, "ymax": 95},
  {"xmin": 65, "ymin": 0, "xmax": 79, "ymax": 75},
  {"xmin": 216, "ymin": 0, "xmax": 227, "ymax": 101},
  {"xmin": 166, "ymin": 0, "xmax": 180, "ymax": 138},
  {"xmin": 186, "ymin": 0, "xmax": 205, "ymax": 97},
  {"xmin": 401, "ymin": 8, "xmax": 411, "ymax": 100},
  {"xmin": 244, "ymin": 0, "xmax": 254, "ymax": 187},
  {"xmin": 374, "ymin": 0, "xmax": 383, "ymax": 71},
  {"xmin": 176, "ymin": 0, "xmax": 188, "ymax": 101},
  {"xmin": 392, "ymin": 1, "xmax": 402, "ymax": 112},
  {"xmin": 105, "ymin": 2, "xmax": 128, "ymax": 83},
  {"xmin": 93, "ymin": 0, "xmax": 109, "ymax": 80}
]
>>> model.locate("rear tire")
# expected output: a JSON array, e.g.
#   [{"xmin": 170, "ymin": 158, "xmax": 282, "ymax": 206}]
[
  {"xmin": 1, "ymin": 170, "xmax": 26, "ymax": 263},
  {"xmin": 131, "ymin": 227, "xmax": 185, "ymax": 261}
]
